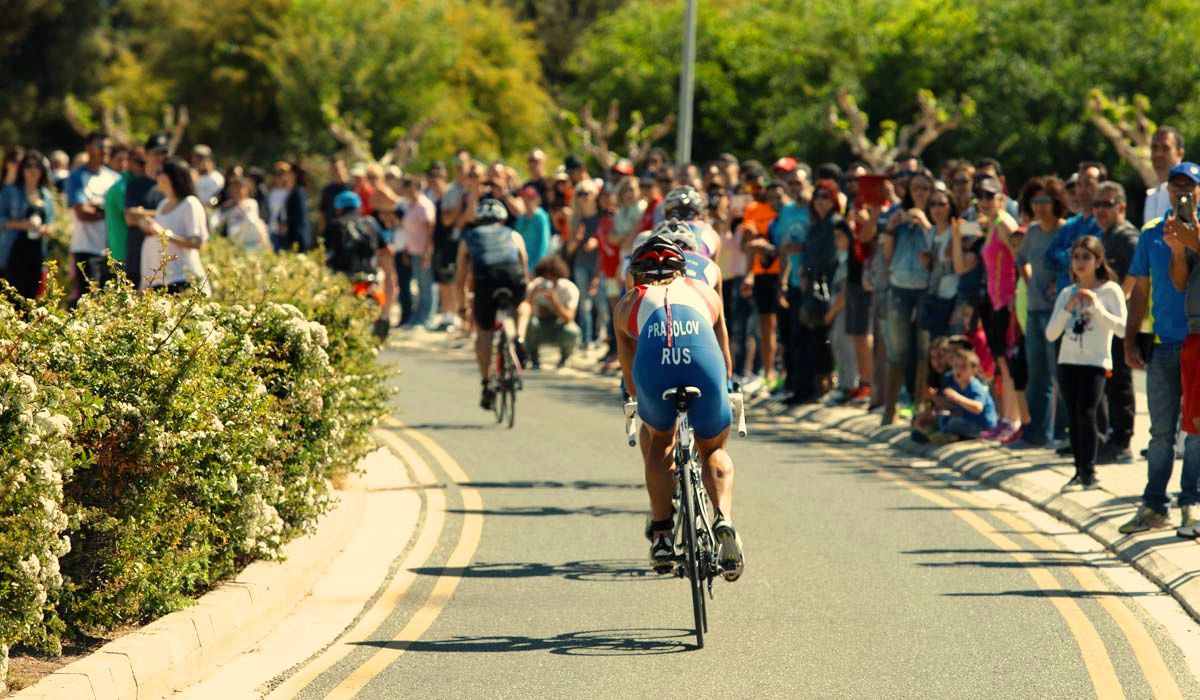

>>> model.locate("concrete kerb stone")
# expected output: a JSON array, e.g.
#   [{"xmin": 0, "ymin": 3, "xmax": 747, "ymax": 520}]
[{"xmin": 14, "ymin": 452, "xmax": 381, "ymax": 700}]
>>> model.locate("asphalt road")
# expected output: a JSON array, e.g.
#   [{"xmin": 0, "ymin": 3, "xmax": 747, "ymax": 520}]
[{"xmin": 279, "ymin": 345, "xmax": 1200, "ymax": 699}]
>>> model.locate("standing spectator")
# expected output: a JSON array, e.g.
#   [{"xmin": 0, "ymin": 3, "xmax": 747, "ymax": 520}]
[
  {"xmin": 740, "ymin": 163, "xmax": 781, "ymax": 390},
  {"xmin": 401, "ymin": 175, "xmax": 437, "ymax": 329},
  {"xmin": 387, "ymin": 202, "xmax": 412, "ymax": 327},
  {"xmin": 281, "ymin": 162, "xmax": 312, "ymax": 251},
  {"xmin": 137, "ymin": 156, "xmax": 210, "ymax": 294},
  {"xmin": 773, "ymin": 176, "xmax": 809, "ymax": 401},
  {"xmin": 349, "ymin": 162, "xmax": 373, "ymax": 216},
  {"xmin": 104, "ymin": 144, "xmax": 133, "ymax": 280},
  {"xmin": 1045, "ymin": 236, "xmax": 1127, "ymax": 491},
  {"xmin": 565, "ymin": 178, "xmax": 603, "ymax": 348},
  {"xmin": 825, "ymin": 220, "xmax": 857, "ymax": 402},
  {"xmin": 318, "ymin": 158, "xmax": 351, "ymax": 232},
  {"xmin": 515, "ymin": 186, "xmax": 551, "ymax": 272},
  {"xmin": 974, "ymin": 158, "xmax": 1021, "ymax": 219},
  {"xmin": 213, "ymin": 176, "xmax": 269, "ymax": 252},
  {"xmin": 1146, "ymin": 126, "xmax": 1185, "ymax": 225},
  {"xmin": 1063, "ymin": 173, "xmax": 1081, "ymax": 216},
  {"xmin": 1165, "ymin": 202, "xmax": 1200, "ymax": 465},
  {"xmin": 524, "ymin": 148, "xmax": 549, "ymax": 201},
  {"xmin": 920, "ymin": 187, "xmax": 961, "ymax": 342},
  {"xmin": 191, "ymin": 145, "xmax": 224, "ymax": 207},
  {"xmin": 1120, "ymin": 162, "xmax": 1200, "ymax": 535},
  {"xmin": 65, "ymin": 131, "xmax": 120, "ymax": 301},
  {"xmin": 1046, "ymin": 162, "xmax": 1106, "ymax": 292},
  {"xmin": 612, "ymin": 176, "xmax": 646, "ymax": 256},
  {"xmin": 48, "ymin": 150, "xmax": 70, "ymax": 191},
  {"xmin": 564, "ymin": 154, "xmax": 589, "ymax": 188},
  {"xmin": 637, "ymin": 173, "xmax": 664, "ymax": 234},
  {"xmin": 3, "ymin": 147, "xmax": 26, "ymax": 187},
  {"xmin": 879, "ymin": 169, "xmax": 935, "ymax": 424},
  {"xmin": 716, "ymin": 178, "xmax": 753, "ymax": 380},
  {"xmin": 124, "ymin": 134, "xmax": 168, "ymax": 288},
  {"xmin": 790, "ymin": 180, "xmax": 841, "ymax": 403},
  {"xmin": 1094, "ymin": 181, "xmax": 1140, "ymax": 464},
  {"xmin": 977, "ymin": 176, "xmax": 1029, "ymax": 441},
  {"xmin": 0, "ymin": 150, "xmax": 55, "ymax": 300},
  {"xmin": 266, "ymin": 162, "xmax": 292, "ymax": 251},
  {"xmin": 526, "ymin": 256, "xmax": 581, "ymax": 369},
  {"xmin": 948, "ymin": 163, "xmax": 976, "ymax": 220},
  {"xmin": 594, "ymin": 187, "xmax": 623, "ymax": 369},
  {"xmin": 429, "ymin": 164, "xmax": 461, "ymax": 331},
  {"xmin": 1014, "ymin": 176, "xmax": 1068, "ymax": 448}
]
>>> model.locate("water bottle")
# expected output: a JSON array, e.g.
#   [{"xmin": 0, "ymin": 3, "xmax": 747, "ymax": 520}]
[{"xmin": 27, "ymin": 213, "xmax": 42, "ymax": 240}]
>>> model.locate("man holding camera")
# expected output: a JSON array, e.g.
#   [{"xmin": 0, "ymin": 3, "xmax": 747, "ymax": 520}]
[{"xmin": 1120, "ymin": 162, "xmax": 1200, "ymax": 536}]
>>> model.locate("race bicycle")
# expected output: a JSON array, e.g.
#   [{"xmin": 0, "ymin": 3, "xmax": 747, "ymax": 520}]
[
  {"xmin": 623, "ymin": 385, "xmax": 746, "ymax": 649},
  {"xmin": 490, "ymin": 289, "xmax": 521, "ymax": 428}
]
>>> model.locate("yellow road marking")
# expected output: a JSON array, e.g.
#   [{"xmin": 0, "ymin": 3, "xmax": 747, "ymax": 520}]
[
  {"xmin": 817, "ymin": 447, "xmax": 1124, "ymax": 699},
  {"xmin": 266, "ymin": 429, "xmax": 444, "ymax": 699},
  {"xmin": 323, "ymin": 419, "xmax": 484, "ymax": 698}
]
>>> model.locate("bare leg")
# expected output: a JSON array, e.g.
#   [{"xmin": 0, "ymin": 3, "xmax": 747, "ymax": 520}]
[
  {"xmin": 759, "ymin": 312, "xmax": 777, "ymax": 382},
  {"xmin": 475, "ymin": 329, "xmax": 494, "ymax": 381},
  {"xmin": 854, "ymin": 333, "xmax": 872, "ymax": 385},
  {"xmin": 696, "ymin": 428, "xmax": 734, "ymax": 519},
  {"xmin": 641, "ymin": 424, "xmax": 676, "ymax": 527},
  {"xmin": 515, "ymin": 300, "xmax": 532, "ymax": 339}
]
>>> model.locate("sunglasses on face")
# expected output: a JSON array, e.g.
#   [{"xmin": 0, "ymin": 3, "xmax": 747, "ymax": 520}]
[
  {"xmin": 890, "ymin": 171, "xmax": 915, "ymax": 181},
  {"xmin": 1072, "ymin": 252, "xmax": 1096, "ymax": 261},
  {"xmin": 813, "ymin": 192, "xmax": 832, "ymax": 200},
  {"xmin": 22, "ymin": 163, "xmax": 41, "ymax": 170},
  {"xmin": 910, "ymin": 184, "xmax": 932, "ymax": 192},
  {"xmin": 1092, "ymin": 199, "xmax": 1119, "ymax": 209},
  {"xmin": 977, "ymin": 191, "xmax": 998, "ymax": 200},
  {"xmin": 1030, "ymin": 195, "xmax": 1052, "ymax": 205},
  {"xmin": 952, "ymin": 178, "xmax": 971, "ymax": 186}
]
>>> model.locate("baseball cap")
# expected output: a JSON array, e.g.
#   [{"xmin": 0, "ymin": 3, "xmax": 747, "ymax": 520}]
[
  {"xmin": 348, "ymin": 162, "xmax": 367, "ymax": 178},
  {"xmin": 144, "ymin": 133, "xmax": 170, "ymax": 153},
  {"xmin": 771, "ymin": 157, "xmax": 798, "ymax": 173},
  {"xmin": 191, "ymin": 144, "xmax": 213, "ymax": 158},
  {"xmin": 333, "ymin": 190, "xmax": 362, "ymax": 211},
  {"xmin": 976, "ymin": 177, "xmax": 1003, "ymax": 195},
  {"xmin": 612, "ymin": 158, "xmax": 635, "ymax": 176},
  {"xmin": 1168, "ymin": 162, "xmax": 1200, "ymax": 184},
  {"xmin": 518, "ymin": 186, "xmax": 539, "ymax": 198},
  {"xmin": 564, "ymin": 154, "xmax": 584, "ymax": 172}
]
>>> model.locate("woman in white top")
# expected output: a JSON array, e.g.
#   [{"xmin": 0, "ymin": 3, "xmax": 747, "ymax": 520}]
[
  {"xmin": 138, "ymin": 156, "xmax": 211, "ymax": 294},
  {"xmin": 215, "ymin": 175, "xmax": 270, "ymax": 253},
  {"xmin": 1045, "ymin": 235, "xmax": 1126, "ymax": 492}
]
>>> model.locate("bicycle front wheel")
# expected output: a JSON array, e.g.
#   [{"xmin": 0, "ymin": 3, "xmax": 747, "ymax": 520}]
[
  {"xmin": 680, "ymin": 459, "xmax": 706, "ymax": 649},
  {"xmin": 493, "ymin": 331, "xmax": 507, "ymax": 423},
  {"xmin": 504, "ymin": 379, "xmax": 516, "ymax": 428}
]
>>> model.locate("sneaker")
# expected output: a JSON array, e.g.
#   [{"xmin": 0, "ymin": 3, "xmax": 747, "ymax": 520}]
[
  {"xmin": 480, "ymin": 385, "xmax": 495, "ymax": 410},
  {"xmin": 980, "ymin": 418, "xmax": 1009, "ymax": 440},
  {"xmin": 1177, "ymin": 506, "xmax": 1200, "ymax": 538},
  {"xmin": 1000, "ymin": 425, "xmax": 1024, "ymax": 445},
  {"xmin": 824, "ymin": 389, "xmax": 849, "ymax": 406},
  {"xmin": 1054, "ymin": 438, "xmax": 1071, "ymax": 452},
  {"xmin": 910, "ymin": 429, "xmax": 931, "ymax": 444},
  {"xmin": 1097, "ymin": 444, "xmax": 1134, "ymax": 465},
  {"xmin": 897, "ymin": 405, "xmax": 915, "ymax": 421},
  {"xmin": 1061, "ymin": 475, "xmax": 1100, "ymax": 493},
  {"xmin": 1118, "ymin": 506, "xmax": 1170, "ymax": 534},
  {"xmin": 713, "ymin": 518, "xmax": 745, "ymax": 582},
  {"xmin": 847, "ymin": 385, "xmax": 873, "ymax": 403},
  {"xmin": 649, "ymin": 533, "xmax": 676, "ymax": 574},
  {"xmin": 1005, "ymin": 437, "xmax": 1043, "ymax": 450}
]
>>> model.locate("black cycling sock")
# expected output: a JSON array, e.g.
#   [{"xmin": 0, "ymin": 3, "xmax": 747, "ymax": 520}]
[{"xmin": 649, "ymin": 518, "xmax": 674, "ymax": 534}]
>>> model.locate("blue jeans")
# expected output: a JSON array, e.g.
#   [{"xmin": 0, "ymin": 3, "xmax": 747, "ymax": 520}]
[
  {"xmin": 1023, "ymin": 309, "xmax": 1056, "ymax": 445},
  {"xmin": 408, "ymin": 254, "xmax": 434, "ymax": 328},
  {"xmin": 1143, "ymin": 342, "xmax": 1200, "ymax": 512},
  {"xmin": 572, "ymin": 261, "xmax": 600, "ymax": 344},
  {"xmin": 884, "ymin": 286, "xmax": 926, "ymax": 365}
]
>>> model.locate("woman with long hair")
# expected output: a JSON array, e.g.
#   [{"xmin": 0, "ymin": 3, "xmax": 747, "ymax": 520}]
[
  {"xmin": 566, "ymin": 178, "xmax": 603, "ymax": 347},
  {"xmin": 137, "ymin": 156, "xmax": 210, "ymax": 294},
  {"xmin": 0, "ymin": 150, "xmax": 55, "ymax": 299},
  {"xmin": 1045, "ymin": 236, "xmax": 1126, "ymax": 490}
]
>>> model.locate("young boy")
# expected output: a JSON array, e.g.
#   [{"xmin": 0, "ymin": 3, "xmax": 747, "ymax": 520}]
[{"xmin": 914, "ymin": 348, "xmax": 998, "ymax": 443}]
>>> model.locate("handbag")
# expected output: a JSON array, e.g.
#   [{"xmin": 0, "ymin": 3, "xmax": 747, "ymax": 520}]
[{"xmin": 800, "ymin": 275, "xmax": 833, "ymax": 329}]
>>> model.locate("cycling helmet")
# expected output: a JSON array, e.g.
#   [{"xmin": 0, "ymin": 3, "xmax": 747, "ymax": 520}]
[
  {"xmin": 651, "ymin": 218, "xmax": 699, "ymax": 252},
  {"xmin": 475, "ymin": 197, "xmax": 508, "ymax": 224},
  {"xmin": 333, "ymin": 190, "xmax": 362, "ymax": 212},
  {"xmin": 662, "ymin": 185, "xmax": 706, "ymax": 220},
  {"xmin": 629, "ymin": 235, "xmax": 687, "ymax": 281}
]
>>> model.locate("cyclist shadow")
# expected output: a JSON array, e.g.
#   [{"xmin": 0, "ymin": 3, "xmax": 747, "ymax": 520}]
[
  {"xmin": 352, "ymin": 627, "xmax": 693, "ymax": 656},
  {"xmin": 411, "ymin": 559, "xmax": 662, "ymax": 583}
]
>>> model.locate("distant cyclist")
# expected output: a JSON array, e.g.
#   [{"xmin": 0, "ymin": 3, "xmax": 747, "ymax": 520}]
[
  {"xmin": 625, "ymin": 218, "xmax": 721, "ymax": 292},
  {"xmin": 455, "ymin": 197, "xmax": 532, "ymax": 409},
  {"xmin": 612, "ymin": 236, "xmax": 744, "ymax": 580},
  {"xmin": 661, "ymin": 185, "xmax": 721, "ymax": 259}
]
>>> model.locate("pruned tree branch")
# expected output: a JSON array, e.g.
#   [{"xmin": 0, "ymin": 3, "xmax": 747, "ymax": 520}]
[
  {"xmin": 380, "ymin": 117, "xmax": 438, "ymax": 169},
  {"xmin": 163, "ymin": 105, "xmax": 189, "ymax": 155},
  {"xmin": 570, "ymin": 99, "xmax": 674, "ymax": 171},
  {"xmin": 828, "ymin": 89, "xmax": 973, "ymax": 172},
  {"xmin": 1085, "ymin": 89, "xmax": 1158, "ymax": 188}
]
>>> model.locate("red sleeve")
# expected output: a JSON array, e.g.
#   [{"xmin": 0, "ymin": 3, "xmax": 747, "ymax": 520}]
[{"xmin": 627, "ymin": 286, "xmax": 646, "ymax": 337}]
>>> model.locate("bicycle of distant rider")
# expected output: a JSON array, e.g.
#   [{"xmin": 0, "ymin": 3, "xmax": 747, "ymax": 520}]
[
  {"xmin": 623, "ymin": 385, "xmax": 746, "ymax": 649},
  {"xmin": 490, "ymin": 289, "xmax": 521, "ymax": 428}
]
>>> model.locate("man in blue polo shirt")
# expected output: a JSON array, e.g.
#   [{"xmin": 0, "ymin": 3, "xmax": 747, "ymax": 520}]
[
  {"xmin": 1119, "ymin": 161, "xmax": 1200, "ymax": 535},
  {"xmin": 1044, "ymin": 161, "xmax": 1106, "ymax": 292}
]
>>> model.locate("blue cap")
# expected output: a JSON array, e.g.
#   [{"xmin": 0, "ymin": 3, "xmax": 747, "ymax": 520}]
[
  {"xmin": 333, "ymin": 190, "xmax": 362, "ymax": 211},
  {"xmin": 1168, "ymin": 162, "xmax": 1200, "ymax": 184}
]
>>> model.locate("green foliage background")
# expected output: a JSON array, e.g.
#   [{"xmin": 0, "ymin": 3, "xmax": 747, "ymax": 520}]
[{"xmin": 3, "ymin": 0, "xmax": 1199, "ymax": 186}]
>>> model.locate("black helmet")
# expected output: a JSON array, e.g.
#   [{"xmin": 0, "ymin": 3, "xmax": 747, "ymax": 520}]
[
  {"xmin": 475, "ymin": 197, "xmax": 508, "ymax": 223},
  {"xmin": 662, "ymin": 185, "xmax": 706, "ymax": 220},
  {"xmin": 651, "ymin": 218, "xmax": 698, "ymax": 252},
  {"xmin": 630, "ymin": 235, "xmax": 687, "ymax": 281}
]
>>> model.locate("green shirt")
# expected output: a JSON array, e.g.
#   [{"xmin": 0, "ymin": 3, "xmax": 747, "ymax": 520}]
[{"xmin": 105, "ymin": 171, "xmax": 131, "ymax": 263}]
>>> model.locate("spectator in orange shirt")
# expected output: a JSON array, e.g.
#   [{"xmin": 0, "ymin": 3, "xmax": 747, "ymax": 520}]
[{"xmin": 738, "ymin": 162, "xmax": 781, "ymax": 389}]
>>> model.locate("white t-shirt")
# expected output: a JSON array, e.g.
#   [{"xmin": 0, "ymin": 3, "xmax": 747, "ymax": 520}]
[
  {"xmin": 1144, "ymin": 182, "xmax": 1170, "ymax": 225},
  {"xmin": 1045, "ymin": 280, "xmax": 1126, "ymax": 370},
  {"xmin": 527, "ymin": 276, "xmax": 580, "ymax": 319},
  {"xmin": 219, "ymin": 199, "xmax": 268, "ymax": 252},
  {"xmin": 196, "ymin": 170, "xmax": 226, "ymax": 206},
  {"xmin": 267, "ymin": 187, "xmax": 290, "ymax": 235},
  {"xmin": 143, "ymin": 195, "xmax": 210, "ymax": 291},
  {"xmin": 67, "ymin": 166, "xmax": 120, "ymax": 255}
]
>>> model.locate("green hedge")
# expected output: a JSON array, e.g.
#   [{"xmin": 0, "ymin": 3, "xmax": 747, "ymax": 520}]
[{"xmin": 0, "ymin": 239, "xmax": 389, "ymax": 676}]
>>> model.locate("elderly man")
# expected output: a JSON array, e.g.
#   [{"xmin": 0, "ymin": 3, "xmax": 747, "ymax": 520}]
[{"xmin": 1120, "ymin": 162, "xmax": 1200, "ymax": 536}]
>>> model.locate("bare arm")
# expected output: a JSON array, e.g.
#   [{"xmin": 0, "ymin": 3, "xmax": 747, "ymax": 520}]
[
  {"xmin": 453, "ymin": 240, "xmax": 470, "ymax": 313},
  {"xmin": 1123, "ymin": 276, "xmax": 1150, "ymax": 368},
  {"xmin": 614, "ymin": 295, "xmax": 638, "ymax": 398}
]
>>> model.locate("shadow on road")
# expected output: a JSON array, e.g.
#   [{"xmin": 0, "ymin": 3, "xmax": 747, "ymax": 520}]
[
  {"xmin": 461, "ymin": 479, "xmax": 643, "ymax": 491},
  {"xmin": 352, "ymin": 627, "xmax": 694, "ymax": 655},
  {"xmin": 446, "ymin": 505, "xmax": 642, "ymax": 518},
  {"xmin": 944, "ymin": 588, "xmax": 1156, "ymax": 599},
  {"xmin": 411, "ymin": 559, "xmax": 664, "ymax": 583}
]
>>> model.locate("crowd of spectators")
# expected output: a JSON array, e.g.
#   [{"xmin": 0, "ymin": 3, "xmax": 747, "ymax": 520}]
[{"xmin": 4, "ymin": 126, "xmax": 1200, "ymax": 536}]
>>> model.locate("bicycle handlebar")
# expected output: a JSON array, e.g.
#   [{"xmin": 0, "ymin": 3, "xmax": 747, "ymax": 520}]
[
  {"xmin": 730, "ymin": 391, "xmax": 747, "ymax": 438},
  {"xmin": 622, "ymin": 390, "xmax": 747, "ymax": 446},
  {"xmin": 624, "ymin": 400, "xmax": 639, "ymax": 447}
]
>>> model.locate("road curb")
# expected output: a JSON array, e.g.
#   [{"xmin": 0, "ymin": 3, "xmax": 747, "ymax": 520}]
[
  {"xmin": 780, "ymin": 402, "xmax": 1200, "ymax": 626},
  {"xmin": 13, "ymin": 448, "xmax": 391, "ymax": 700}
]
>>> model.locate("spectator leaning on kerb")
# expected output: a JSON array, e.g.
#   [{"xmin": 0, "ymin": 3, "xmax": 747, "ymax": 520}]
[
  {"xmin": 1119, "ymin": 161, "xmax": 1200, "ymax": 536},
  {"xmin": 1146, "ymin": 125, "xmax": 1185, "ymax": 224},
  {"xmin": 1093, "ymin": 180, "xmax": 1140, "ymax": 464}
]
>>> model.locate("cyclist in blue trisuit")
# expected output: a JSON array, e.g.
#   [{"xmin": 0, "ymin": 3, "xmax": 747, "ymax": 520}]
[
  {"xmin": 624, "ymin": 218, "xmax": 721, "ymax": 292},
  {"xmin": 657, "ymin": 186, "xmax": 722, "ymax": 258},
  {"xmin": 455, "ymin": 197, "xmax": 531, "ymax": 410},
  {"xmin": 613, "ymin": 236, "xmax": 744, "ymax": 580}
]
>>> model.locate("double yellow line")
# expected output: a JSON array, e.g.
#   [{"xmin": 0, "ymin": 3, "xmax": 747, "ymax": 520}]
[
  {"xmin": 817, "ymin": 446, "xmax": 1183, "ymax": 700},
  {"xmin": 268, "ymin": 417, "xmax": 483, "ymax": 699}
]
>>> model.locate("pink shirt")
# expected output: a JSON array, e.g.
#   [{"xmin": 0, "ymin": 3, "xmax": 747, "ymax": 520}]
[
  {"xmin": 403, "ymin": 193, "xmax": 436, "ymax": 256},
  {"xmin": 981, "ymin": 219, "xmax": 1016, "ymax": 311}
]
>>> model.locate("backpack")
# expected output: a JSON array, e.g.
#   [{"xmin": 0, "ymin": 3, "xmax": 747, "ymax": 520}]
[{"xmin": 328, "ymin": 216, "xmax": 378, "ymax": 275}]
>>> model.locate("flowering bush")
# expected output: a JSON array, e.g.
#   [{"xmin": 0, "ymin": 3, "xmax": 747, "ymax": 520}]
[{"xmin": 0, "ymin": 239, "xmax": 389, "ymax": 673}]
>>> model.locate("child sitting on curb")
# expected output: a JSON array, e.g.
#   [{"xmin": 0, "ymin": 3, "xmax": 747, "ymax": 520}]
[
  {"xmin": 913, "ymin": 348, "xmax": 998, "ymax": 444},
  {"xmin": 913, "ymin": 335, "xmax": 974, "ymax": 435}
]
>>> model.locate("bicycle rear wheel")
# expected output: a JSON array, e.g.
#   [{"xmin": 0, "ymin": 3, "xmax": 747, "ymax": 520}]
[
  {"xmin": 493, "ymin": 330, "xmax": 507, "ymax": 424},
  {"xmin": 680, "ymin": 457, "xmax": 706, "ymax": 649},
  {"xmin": 504, "ymin": 377, "xmax": 516, "ymax": 428}
]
